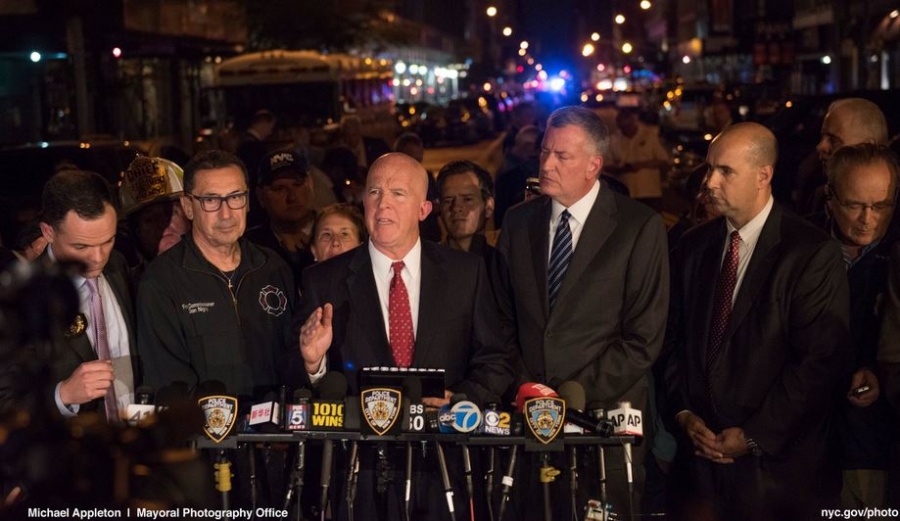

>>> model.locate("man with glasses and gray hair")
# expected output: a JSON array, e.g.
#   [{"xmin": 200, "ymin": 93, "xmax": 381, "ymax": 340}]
[
  {"xmin": 137, "ymin": 150, "xmax": 295, "ymax": 399},
  {"xmin": 812, "ymin": 143, "xmax": 899, "ymax": 512}
]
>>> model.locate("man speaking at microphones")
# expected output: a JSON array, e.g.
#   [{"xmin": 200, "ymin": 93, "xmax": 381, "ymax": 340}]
[{"xmin": 292, "ymin": 153, "xmax": 513, "ymax": 520}]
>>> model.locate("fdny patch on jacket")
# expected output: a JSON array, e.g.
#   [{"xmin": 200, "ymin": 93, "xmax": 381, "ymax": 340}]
[{"xmin": 258, "ymin": 285, "xmax": 287, "ymax": 316}]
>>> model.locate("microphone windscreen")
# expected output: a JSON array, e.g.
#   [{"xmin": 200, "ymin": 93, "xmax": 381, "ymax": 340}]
[
  {"xmin": 450, "ymin": 393, "xmax": 468, "ymax": 406},
  {"xmin": 156, "ymin": 381, "xmax": 191, "ymax": 407},
  {"xmin": 293, "ymin": 388, "xmax": 313, "ymax": 401},
  {"xmin": 515, "ymin": 382, "xmax": 558, "ymax": 412},
  {"xmin": 135, "ymin": 386, "xmax": 155, "ymax": 404},
  {"xmin": 402, "ymin": 375, "xmax": 422, "ymax": 403},
  {"xmin": 194, "ymin": 379, "xmax": 227, "ymax": 398},
  {"xmin": 318, "ymin": 372, "xmax": 348, "ymax": 400},
  {"xmin": 557, "ymin": 381, "xmax": 587, "ymax": 411}
]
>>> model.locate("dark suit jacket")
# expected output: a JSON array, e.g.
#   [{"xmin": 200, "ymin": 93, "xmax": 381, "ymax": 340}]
[
  {"xmin": 292, "ymin": 241, "xmax": 512, "ymax": 405},
  {"xmin": 878, "ymin": 242, "xmax": 900, "ymax": 415},
  {"xmin": 665, "ymin": 203, "xmax": 852, "ymax": 506},
  {"xmin": 48, "ymin": 251, "xmax": 139, "ymax": 416},
  {"xmin": 493, "ymin": 184, "xmax": 669, "ymax": 410}
]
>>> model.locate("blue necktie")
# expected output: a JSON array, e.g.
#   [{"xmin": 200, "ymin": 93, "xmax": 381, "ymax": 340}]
[{"xmin": 548, "ymin": 210, "xmax": 573, "ymax": 310}]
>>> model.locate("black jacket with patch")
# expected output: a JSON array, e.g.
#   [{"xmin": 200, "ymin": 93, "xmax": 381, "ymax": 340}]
[{"xmin": 137, "ymin": 234, "xmax": 295, "ymax": 400}]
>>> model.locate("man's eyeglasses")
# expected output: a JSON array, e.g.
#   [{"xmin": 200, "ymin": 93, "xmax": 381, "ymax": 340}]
[
  {"xmin": 186, "ymin": 191, "xmax": 249, "ymax": 212},
  {"xmin": 830, "ymin": 189, "xmax": 895, "ymax": 214}
]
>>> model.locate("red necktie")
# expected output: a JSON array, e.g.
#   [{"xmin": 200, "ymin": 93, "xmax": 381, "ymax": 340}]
[
  {"xmin": 389, "ymin": 261, "xmax": 415, "ymax": 367},
  {"xmin": 706, "ymin": 230, "xmax": 741, "ymax": 373}
]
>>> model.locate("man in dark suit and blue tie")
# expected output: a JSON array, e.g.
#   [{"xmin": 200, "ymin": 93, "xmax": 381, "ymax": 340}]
[
  {"xmin": 295, "ymin": 152, "xmax": 512, "ymax": 520},
  {"xmin": 665, "ymin": 122, "xmax": 852, "ymax": 520},
  {"xmin": 492, "ymin": 106, "xmax": 670, "ymax": 519}
]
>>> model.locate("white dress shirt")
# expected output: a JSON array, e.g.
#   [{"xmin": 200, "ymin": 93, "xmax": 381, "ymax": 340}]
[
  {"xmin": 308, "ymin": 239, "xmax": 424, "ymax": 382},
  {"xmin": 722, "ymin": 195, "xmax": 774, "ymax": 304},
  {"xmin": 548, "ymin": 179, "xmax": 601, "ymax": 261},
  {"xmin": 50, "ymin": 246, "xmax": 134, "ymax": 417}
]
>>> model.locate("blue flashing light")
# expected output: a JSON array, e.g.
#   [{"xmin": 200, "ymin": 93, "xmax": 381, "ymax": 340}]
[{"xmin": 549, "ymin": 77, "xmax": 565, "ymax": 92}]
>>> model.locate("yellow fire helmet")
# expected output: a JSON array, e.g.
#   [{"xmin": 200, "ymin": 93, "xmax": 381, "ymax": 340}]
[{"xmin": 118, "ymin": 156, "xmax": 184, "ymax": 218}]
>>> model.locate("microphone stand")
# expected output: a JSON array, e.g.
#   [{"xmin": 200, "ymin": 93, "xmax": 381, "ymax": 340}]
[
  {"xmin": 462, "ymin": 445, "xmax": 474, "ymax": 521},
  {"xmin": 248, "ymin": 444, "xmax": 258, "ymax": 513},
  {"xmin": 484, "ymin": 447, "xmax": 496, "ymax": 521},
  {"xmin": 214, "ymin": 450, "xmax": 232, "ymax": 509},
  {"xmin": 539, "ymin": 453, "xmax": 556, "ymax": 521},
  {"xmin": 404, "ymin": 442, "xmax": 413, "ymax": 521},
  {"xmin": 283, "ymin": 440, "xmax": 306, "ymax": 521},
  {"xmin": 435, "ymin": 442, "xmax": 456, "ymax": 521},
  {"xmin": 568, "ymin": 446, "xmax": 578, "ymax": 521},
  {"xmin": 346, "ymin": 441, "xmax": 359, "ymax": 521},
  {"xmin": 498, "ymin": 445, "xmax": 518, "ymax": 521}
]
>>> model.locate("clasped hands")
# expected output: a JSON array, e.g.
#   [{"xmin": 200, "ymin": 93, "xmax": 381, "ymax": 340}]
[{"xmin": 676, "ymin": 411, "xmax": 749, "ymax": 464}]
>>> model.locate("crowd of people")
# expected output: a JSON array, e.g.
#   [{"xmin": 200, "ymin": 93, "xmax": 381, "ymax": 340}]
[{"xmin": 0, "ymin": 96, "xmax": 899, "ymax": 521}]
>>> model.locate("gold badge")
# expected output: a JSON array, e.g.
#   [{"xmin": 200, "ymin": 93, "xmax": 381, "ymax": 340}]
[{"xmin": 67, "ymin": 313, "xmax": 87, "ymax": 338}]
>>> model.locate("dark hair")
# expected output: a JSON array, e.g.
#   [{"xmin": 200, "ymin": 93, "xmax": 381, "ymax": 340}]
[
  {"xmin": 394, "ymin": 132, "xmax": 424, "ymax": 152},
  {"xmin": 436, "ymin": 160, "xmax": 494, "ymax": 201},
  {"xmin": 41, "ymin": 170, "xmax": 116, "ymax": 229},
  {"xmin": 547, "ymin": 106, "xmax": 610, "ymax": 157},
  {"xmin": 250, "ymin": 110, "xmax": 276, "ymax": 126},
  {"xmin": 183, "ymin": 150, "xmax": 248, "ymax": 194},
  {"xmin": 312, "ymin": 203, "xmax": 367, "ymax": 243},
  {"xmin": 826, "ymin": 142, "xmax": 900, "ymax": 190}
]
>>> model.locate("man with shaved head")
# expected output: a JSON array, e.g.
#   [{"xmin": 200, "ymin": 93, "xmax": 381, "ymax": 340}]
[
  {"xmin": 293, "ymin": 152, "xmax": 511, "ymax": 520},
  {"xmin": 665, "ymin": 122, "xmax": 852, "ymax": 519},
  {"xmin": 796, "ymin": 97, "xmax": 888, "ymax": 213}
]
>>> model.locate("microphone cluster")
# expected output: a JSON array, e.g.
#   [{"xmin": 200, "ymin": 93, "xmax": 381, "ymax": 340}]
[{"xmin": 175, "ymin": 375, "xmax": 641, "ymax": 521}]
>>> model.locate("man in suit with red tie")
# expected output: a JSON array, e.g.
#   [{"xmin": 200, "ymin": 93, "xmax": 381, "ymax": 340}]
[
  {"xmin": 38, "ymin": 170, "xmax": 138, "ymax": 422},
  {"xmin": 295, "ymin": 152, "xmax": 512, "ymax": 520},
  {"xmin": 665, "ymin": 122, "xmax": 852, "ymax": 520}
]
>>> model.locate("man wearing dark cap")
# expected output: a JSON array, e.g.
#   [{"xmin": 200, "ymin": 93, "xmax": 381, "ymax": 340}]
[{"xmin": 245, "ymin": 149, "xmax": 316, "ymax": 292}]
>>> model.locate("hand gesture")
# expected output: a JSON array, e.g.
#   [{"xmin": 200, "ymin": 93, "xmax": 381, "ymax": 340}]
[{"xmin": 299, "ymin": 303, "xmax": 333, "ymax": 373}]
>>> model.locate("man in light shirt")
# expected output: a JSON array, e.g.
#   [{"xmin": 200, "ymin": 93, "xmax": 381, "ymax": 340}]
[
  {"xmin": 665, "ymin": 122, "xmax": 852, "ymax": 520},
  {"xmin": 39, "ymin": 170, "xmax": 137, "ymax": 422}
]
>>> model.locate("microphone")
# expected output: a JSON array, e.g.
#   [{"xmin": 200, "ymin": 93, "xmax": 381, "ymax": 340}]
[
  {"xmin": 194, "ymin": 379, "xmax": 227, "ymax": 398},
  {"xmin": 401, "ymin": 376, "xmax": 423, "ymax": 521},
  {"xmin": 126, "ymin": 385, "xmax": 156, "ymax": 426},
  {"xmin": 557, "ymin": 381, "xmax": 615, "ymax": 436},
  {"xmin": 285, "ymin": 388, "xmax": 313, "ymax": 431},
  {"xmin": 248, "ymin": 391, "xmax": 281, "ymax": 432},
  {"xmin": 435, "ymin": 441, "xmax": 455, "ymax": 519},
  {"xmin": 317, "ymin": 373, "xmax": 348, "ymax": 519},
  {"xmin": 195, "ymin": 380, "xmax": 238, "ymax": 444},
  {"xmin": 608, "ymin": 401, "xmax": 643, "ymax": 493},
  {"xmin": 514, "ymin": 382, "xmax": 558, "ymax": 411},
  {"xmin": 499, "ymin": 383, "xmax": 556, "ymax": 520},
  {"xmin": 557, "ymin": 381, "xmax": 587, "ymax": 518},
  {"xmin": 402, "ymin": 376, "xmax": 426, "ymax": 433}
]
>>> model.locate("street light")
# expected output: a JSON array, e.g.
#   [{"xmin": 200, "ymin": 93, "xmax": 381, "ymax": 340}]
[
  {"xmin": 29, "ymin": 51, "xmax": 41, "ymax": 63},
  {"xmin": 640, "ymin": 0, "xmax": 652, "ymax": 9},
  {"xmin": 591, "ymin": 32, "xmax": 600, "ymax": 41},
  {"xmin": 486, "ymin": 6, "xmax": 497, "ymax": 17},
  {"xmin": 502, "ymin": 26, "xmax": 512, "ymax": 37},
  {"xmin": 622, "ymin": 42, "xmax": 633, "ymax": 54},
  {"xmin": 615, "ymin": 14, "xmax": 625, "ymax": 24},
  {"xmin": 582, "ymin": 43, "xmax": 595, "ymax": 57},
  {"xmin": 891, "ymin": 10, "xmax": 899, "ymax": 19},
  {"xmin": 520, "ymin": 40, "xmax": 529, "ymax": 50}
]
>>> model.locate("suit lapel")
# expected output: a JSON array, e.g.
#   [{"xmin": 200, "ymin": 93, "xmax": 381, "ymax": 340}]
[
  {"xmin": 724, "ymin": 204, "xmax": 782, "ymax": 340},
  {"xmin": 695, "ymin": 221, "xmax": 727, "ymax": 363},
  {"xmin": 552, "ymin": 186, "xmax": 617, "ymax": 310},
  {"xmin": 529, "ymin": 198, "xmax": 552, "ymax": 319},
  {"xmin": 414, "ymin": 243, "xmax": 446, "ymax": 366},
  {"xmin": 345, "ymin": 247, "xmax": 393, "ymax": 364}
]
